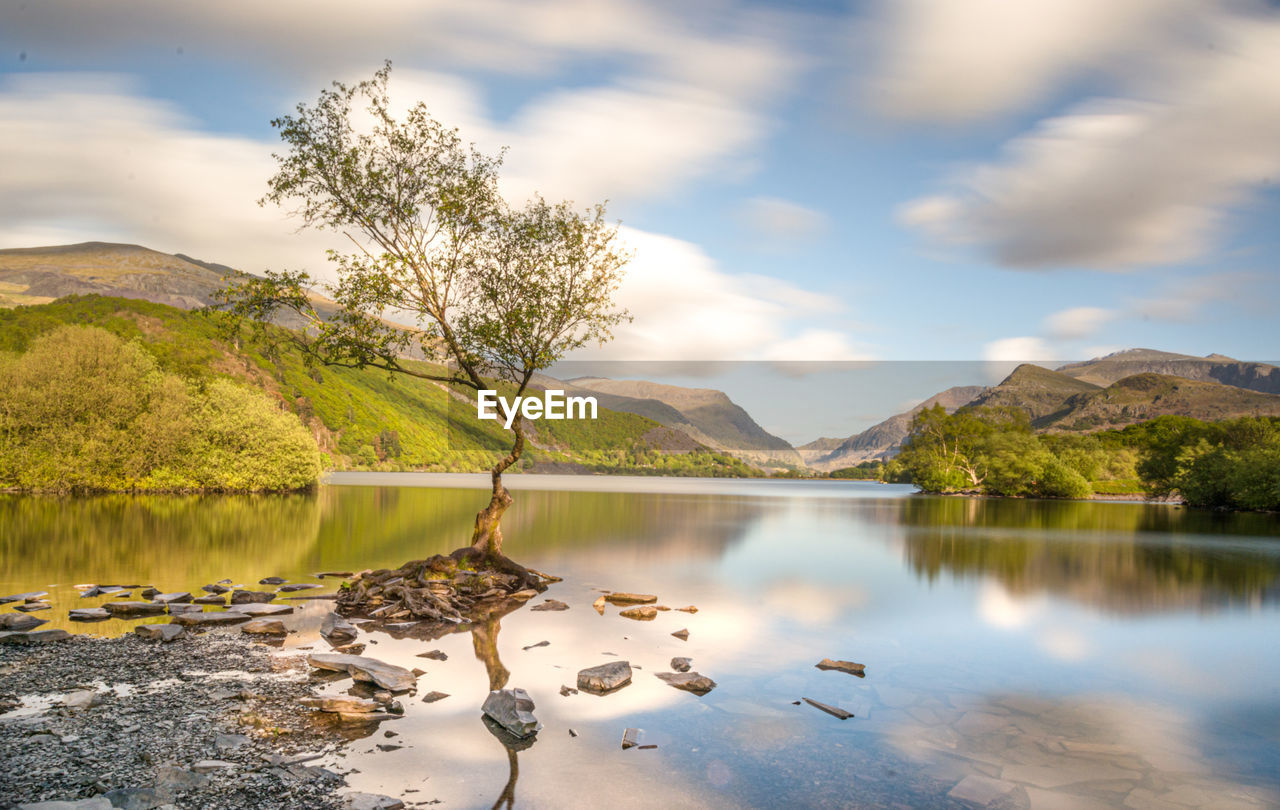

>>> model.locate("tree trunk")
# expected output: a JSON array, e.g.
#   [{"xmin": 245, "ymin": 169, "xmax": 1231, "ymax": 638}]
[{"xmin": 469, "ymin": 421, "xmax": 524, "ymax": 559}]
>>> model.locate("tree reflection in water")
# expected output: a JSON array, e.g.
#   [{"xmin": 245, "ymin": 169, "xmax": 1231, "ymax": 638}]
[{"xmin": 470, "ymin": 601, "xmax": 532, "ymax": 810}]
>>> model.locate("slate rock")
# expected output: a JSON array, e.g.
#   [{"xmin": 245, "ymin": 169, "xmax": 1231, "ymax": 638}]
[
  {"xmin": 577, "ymin": 661, "xmax": 633, "ymax": 693},
  {"xmin": 421, "ymin": 691, "xmax": 450, "ymax": 703},
  {"xmin": 306, "ymin": 653, "xmax": 415, "ymax": 692},
  {"xmin": 103, "ymin": 601, "xmax": 166, "ymax": 617},
  {"xmin": 0, "ymin": 629, "xmax": 70, "ymax": 644},
  {"xmin": 481, "ymin": 688, "xmax": 541, "ymax": 738},
  {"xmin": 603, "ymin": 592, "xmax": 657, "ymax": 605},
  {"xmin": 193, "ymin": 594, "xmax": 226, "ymax": 605},
  {"xmin": 102, "ymin": 786, "xmax": 165, "ymax": 810},
  {"xmin": 0, "ymin": 590, "xmax": 48, "ymax": 604},
  {"xmin": 191, "ymin": 759, "xmax": 235, "ymax": 773},
  {"xmin": 415, "ymin": 649, "xmax": 447, "ymax": 661},
  {"xmin": 241, "ymin": 619, "xmax": 287, "ymax": 635},
  {"xmin": 14, "ymin": 602, "xmax": 51, "ymax": 612},
  {"xmin": 69, "ymin": 608, "xmax": 111, "ymax": 622},
  {"xmin": 169, "ymin": 611, "xmax": 250, "ymax": 627},
  {"xmin": 671, "ymin": 629, "xmax": 689, "ymax": 641},
  {"xmin": 321, "ymin": 612, "xmax": 358, "ymax": 641},
  {"xmin": 229, "ymin": 590, "xmax": 273, "ymax": 604},
  {"xmin": 259, "ymin": 577, "xmax": 287, "ymax": 585},
  {"xmin": 201, "ymin": 584, "xmax": 229, "ymax": 594},
  {"xmin": 63, "ymin": 689, "xmax": 103, "ymax": 710},
  {"xmin": 592, "ymin": 595, "xmax": 607, "ymax": 614},
  {"xmin": 15, "ymin": 798, "xmax": 113, "ymax": 809},
  {"xmin": 343, "ymin": 794, "xmax": 405, "ymax": 810},
  {"xmin": 671, "ymin": 657, "xmax": 692, "ymax": 672},
  {"xmin": 802, "ymin": 697, "xmax": 854, "ymax": 719},
  {"xmin": 277, "ymin": 583, "xmax": 321, "ymax": 592},
  {"xmin": 530, "ymin": 599, "xmax": 569, "ymax": 612},
  {"xmin": 1, "ymin": 613, "xmax": 48, "ymax": 630},
  {"xmin": 619, "ymin": 606, "xmax": 657, "ymax": 621},
  {"xmin": 226, "ymin": 602, "xmax": 292, "ymax": 616},
  {"xmin": 655, "ymin": 671, "xmax": 717, "ymax": 695},
  {"xmin": 301, "ymin": 696, "xmax": 380, "ymax": 713},
  {"xmin": 151, "ymin": 592, "xmax": 192, "ymax": 604},
  {"xmin": 815, "ymin": 658, "xmax": 866, "ymax": 677},
  {"xmin": 135, "ymin": 624, "xmax": 185, "ymax": 642}
]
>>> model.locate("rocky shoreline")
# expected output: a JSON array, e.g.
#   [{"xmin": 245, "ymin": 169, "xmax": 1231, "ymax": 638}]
[{"xmin": 0, "ymin": 630, "xmax": 408, "ymax": 810}]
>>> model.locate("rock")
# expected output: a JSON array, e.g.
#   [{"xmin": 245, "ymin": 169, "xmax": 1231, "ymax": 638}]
[
  {"xmin": 14, "ymin": 601, "xmax": 51, "ymax": 612},
  {"xmin": 277, "ymin": 583, "xmax": 321, "ymax": 592},
  {"xmin": 301, "ymin": 696, "xmax": 380, "ymax": 713},
  {"xmin": 151, "ymin": 592, "xmax": 192, "ymax": 604},
  {"xmin": 421, "ymin": 691, "xmax": 449, "ymax": 703},
  {"xmin": 802, "ymin": 697, "xmax": 854, "ymax": 720},
  {"xmin": 69, "ymin": 608, "xmax": 111, "ymax": 622},
  {"xmin": 948, "ymin": 775, "xmax": 1020, "ymax": 806},
  {"xmin": 621, "ymin": 727, "xmax": 643, "ymax": 749},
  {"xmin": 592, "ymin": 595, "xmax": 606, "ymax": 615},
  {"xmin": 135, "ymin": 624, "xmax": 185, "ymax": 642},
  {"xmin": 321, "ymin": 612, "xmax": 358, "ymax": 642},
  {"xmin": 671, "ymin": 629, "xmax": 689, "ymax": 641},
  {"xmin": 225, "ymin": 602, "xmax": 293, "ymax": 616},
  {"xmin": 415, "ymin": 649, "xmax": 447, "ymax": 661},
  {"xmin": 481, "ymin": 688, "xmax": 541, "ymax": 738},
  {"xmin": 103, "ymin": 601, "xmax": 166, "ymax": 617},
  {"xmin": 306, "ymin": 653, "xmax": 415, "ymax": 692},
  {"xmin": 317, "ymin": 571, "xmax": 354, "ymax": 579},
  {"xmin": 0, "ymin": 629, "xmax": 70, "ymax": 643},
  {"xmin": 671, "ymin": 657, "xmax": 692, "ymax": 672},
  {"xmin": 509, "ymin": 589, "xmax": 539, "ymax": 601},
  {"xmin": 386, "ymin": 700, "xmax": 403, "ymax": 715},
  {"xmin": 259, "ymin": 577, "xmax": 287, "ymax": 585},
  {"xmin": 334, "ymin": 643, "xmax": 366, "ymax": 655},
  {"xmin": 242, "ymin": 619, "xmax": 287, "ymax": 635},
  {"xmin": 229, "ymin": 590, "xmax": 273, "ymax": 604},
  {"xmin": 568, "ymin": 728, "xmax": 578, "ymax": 737},
  {"xmin": 164, "ymin": 603, "xmax": 203, "ymax": 614},
  {"xmin": 522, "ymin": 640, "xmax": 550, "ymax": 651},
  {"xmin": 1, "ymin": 612, "xmax": 48, "ymax": 630},
  {"xmin": 342, "ymin": 793, "xmax": 405, "ymax": 810},
  {"xmin": 79, "ymin": 585, "xmax": 126, "ymax": 598},
  {"xmin": 192, "ymin": 594, "xmax": 226, "ymax": 605},
  {"xmin": 603, "ymin": 592, "xmax": 657, "ymax": 605},
  {"xmin": 102, "ymin": 786, "xmax": 165, "ymax": 810},
  {"xmin": 155, "ymin": 765, "xmax": 208, "ymax": 790},
  {"xmin": 530, "ymin": 599, "xmax": 569, "ymax": 612},
  {"xmin": 15, "ymin": 798, "xmax": 113, "ymax": 809},
  {"xmin": 577, "ymin": 661, "xmax": 633, "ymax": 693},
  {"xmin": 815, "ymin": 658, "xmax": 866, "ymax": 677},
  {"xmin": 619, "ymin": 606, "xmax": 657, "ymax": 621},
  {"xmin": 201, "ymin": 583, "xmax": 229, "ymax": 594},
  {"xmin": 675, "ymin": 605, "xmax": 699, "ymax": 613},
  {"xmin": 191, "ymin": 759, "xmax": 236, "ymax": 773},
  {"xmin": 63, "ymin": 689, "xmax": 103, "ymax": 710},
  {"xmin": 169, "ymin": 611, "xmax": 251, "ymax": 627},
  {"xmin": 559, "ymin": 685, "xmax": 578, "ymax": 696},
  {"xmin": 0, "ymin": 590, "xmax": 48, "ymax": 604},
  {"xmin": 214, "ymin": 733, "xmax": 250, "ymax": 751},
  {"xmin": 139, "ymin": 587, "xmax": 160, "ymax": 599},
  {"xmin": 655, "ymin": 672, "xmax": 717, "ymax": 695}
]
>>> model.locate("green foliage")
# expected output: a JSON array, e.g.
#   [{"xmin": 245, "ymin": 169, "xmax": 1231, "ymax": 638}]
[{"xmin": 0, "ymin": 325, "xmax": 321, "ymax": 492}]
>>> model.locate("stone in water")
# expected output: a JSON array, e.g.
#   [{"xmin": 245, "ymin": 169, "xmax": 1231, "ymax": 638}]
[{"xmin": 481, "ymin": 688, "xmax": 541, "ymax": 738}]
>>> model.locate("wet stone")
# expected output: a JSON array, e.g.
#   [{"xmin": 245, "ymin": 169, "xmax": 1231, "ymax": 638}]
[
  {"xmin": 604, "ymin": 592, "xmax": 657, "ymax": 605},
  {"xmin": 241, "ymin": 619, "xmax": 287, "ymax": 635},
  {"xmin": 559, "ymin": 685, "xmax": 578, "ymax": 696},
  {"xmin": 621, "ymin": 727, "xmax": 643, "ymax": 749},
  {"xmin": 530, "ymin": 599, "xmax": 569, "ymax": 612},
  {"xmin": 135, "ymin": 623, "xmax": 185, "ymax": 642},
  {"xmin": 201, "ymin": 583, "xmax": 229, "ymax": 594},
  {"xmin": 226, "ymin": 603, "xmax": 292, "ymax": 616},
  {"xmin": 193, "ymin": 594, "xmax": 226, "ymax": 605},
  {"xmin": 481, "ymin": 688, "xmax": 541, "ymax": 738},
  {"xmin": 0, "ymin": 590, "xmax": 47, "ymax": 604},
  {"xmin": 816, "ymin": 658, "xmax": 866, "ymax": 677},
  {"xmin": 301, "ymin": 696, "xmax": 380, "ymax": 713},
  {"xmin": 103, "ymin": 601, "xmax": 166, "ymax": 617},
  {"xmin": 655, "ymin": 671, "xmax": 717, "ymax": 695},
  {"xmin": 671, "ymin": 629, "xmax": 690, "ymax": 641},
  {"xmin": 592, "ymin": 596, "xmax": 607, "ymax": 615},
  {"xmin": 68, "ymin": 608, "xmax": 111, "ymax": 622},
  {"xmin": 229, "ymin": 590, "xmax": 273, "ymax": 604},
  {"xmin": 803, "ymin": 697, "xmax": 854, "ymax": 720},
  {"xmin": 1, "ymin": 613, "xmax": 48, "ymax": 631},
  {"xmin": 522, "ymin": 640, "xmax": 550, "ymax": 651},
  {"xmin": 306, "ymin": 653, "xmax": 415, "ymax": 692},
  {"xmin": 415, "ymin": 649, "xmax": 447, "ymax": 661},
  {"xmin": 421, "ymin": 691, "xmax": 450, "ymax": 704},
  {"xmin": 321, "ymin": 613, "xmax": 359, "ymax": 642},
  {"xmin": 14, "ymin": 602, "xmax": 50, "ymax": 613},
  {"xmin": 151, "ymin": 592, "xmax": 193, "ymax": 604},
  {"xmin": 0, "ymin": 629, "xmax": 71, "ymax": 644},
  {"xmin": 578, "ymin": 661, "xmax": 633, "ymax": 693},
  {"xmin": 259, "ymin": 577, "xmax": 287, "ymax": 585},
  {"xmin": 277, "ymin": 583, "xmax": 321, "ymax": 592},
  {"xmin": 170, "ymin": 611, "xmax": 251, "ymax": 627},
  {"xmin": 619, "ymin": 606, "xmax": 657, "ymax": 621},
  {"xmin": 343, "ymin": 793, "xmax": 405, "ymax": 810},
  {"xmin": 671, "ymin": 657, "xmax": 692, "ymax": 672}
]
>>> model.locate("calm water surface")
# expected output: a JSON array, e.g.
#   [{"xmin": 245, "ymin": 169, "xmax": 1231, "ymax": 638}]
[{"xmin": 3, "ymin": 474, "xmax": 1280, "ymax": 809}]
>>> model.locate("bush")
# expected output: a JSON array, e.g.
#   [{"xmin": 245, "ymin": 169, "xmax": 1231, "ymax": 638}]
[{"xmin": 1036, "ymin": 457, "xmax": 1092, "ymax": 499}]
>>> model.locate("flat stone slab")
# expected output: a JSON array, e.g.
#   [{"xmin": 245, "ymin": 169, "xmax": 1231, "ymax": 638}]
[
  {"xmin": 0, "ymin": 590, "xmax": 48, "ymax": 604},
  {"xmin": 619, "ymin": 606, "xmax": 657, "ymax": 620},
  {"xmin": 151, "ymin": 592, "xmax": 193, "ymax": 603},
  {"xmin": 193, "ymin": 594, "xmax": 227, "ymax": 605},
  {"xmin": 306, "ymin": 653, "xmax": 415, "ymax": 692},
  {"xmin": 0, "ymin": 629, "xmax": 71, "ymax": 644},
  {"xmin": 421, "ymin": 691, "xmax": 450, "ymax": 703},
  {"xmin": 135, "ymin": 624, "xmax": 185, "ymax": 642},
  {"xmin": 69, "ymin": 608, "xmax": 111, "ymax": 622},
  {"xmin": 103, "ymin": 601, "xmax": 166, "ymax": 617},
  {"xmin": 277, "ymin": 583, "xmax": 322, "ymax": 592},
  {"xmin": 230, "ymin": 590, "xmax": 274, "ymax": 604},
  {"xmin": 1, "ymin": 613, "xmax": 48, "ymax": 630},
  {"xmin": 226, "ymin": 602, "xmax": 293, "ymax": 616},
  {"xmin": 671, "ymin": 629, "xmax": 689, "ymax": 641},
  {"xmin": 803, "ymin": 697, "xmax": 854, "ymax": 719},
  {"xmin": 343, "ymin": 793, "xmax": 405, "ymax": 810},
  {"xmin": 300, "ymin": 696, "xmax": 380, "ymax": 713},
  {"xmin": 415, "ymin": 649, "xmax": 448, "ymax": 661},
  {"xmin": 655, "ymin": 671, "xmax": 717, "ymax": 695},
  {"xmin": 242, "ymin": 619, "xmax": 287, "ymax": 635},
  {"xmin": 170, "ymin": 611, "xmax": 251, "ymax": 627},
  {"xmin": 14, "ymin": 602, "xmax": 51, "ymax": 613},
  {"xmin": 530, "ymin": 599, "xmax": 569, "ymax": 612},
  {"xmin": 321, "ymin": 612, "xmax": 358, "ymax": 641},
  {"xmin": 816, "ymin": 658, "xmax": 866, "ymax": 677},
  {"xmin": 603, "ymin": 592, "xmax": 657, "ymax": 605},
  {"xmin": 577, "ymin": 661, "xmax": 633, "ymax": 693}
]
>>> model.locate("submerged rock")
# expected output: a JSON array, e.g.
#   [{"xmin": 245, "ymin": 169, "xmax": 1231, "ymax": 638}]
[
  {"xmin": 165, "ymin": 603, "xmax": 203, "ymax": 614},
  {"xmin": 201, "ymin": 583, "xmax": 230, "ymax": 594},
  {"xmin": 230, "ymin": 590, "xmax": 273, "ymax": 604},
  {"xmin": 577, "ymin": 661, "xmax": 633, "ymax": 693},
  {"xmin": 655, "ymin": 672, "xmax": 716, "ymax": 695},
  {"xmin": 619, "ymin": 606, "xmax": 657, "ymax": 621},
  {"xmin": 802, "ymin": 697, "xmax": 854, "ymax": 719},
  {"xmin": 79, "ymin": 585, "xmax": 127, "ymax": 598},
  {"xmin": 530, "ymin": 599, "xmax": 569, "ymax": 612},
  {"xmin": 277, "ymin": 583, "xmax": 321, "ymax": 592},
  {"xmin": 193, "ymin": 594, "xmax": 226, "ymax": 605},
  {"xmin": 671, "ymin": 657, "xmax": 692, "ymax": 672},
  {"xmin": 603, "ymin": 592, "xmax": 657, "ymax": 605},
  {"xmin": 316, "ymin": 571, "xmax": 354, "ymax": 579},
  {"xmin": 151, "ymin": 592, "xmax": 193, "ymax": 604},
  {"xmin": 305, "ymin": 653, "xmax": 415, "ymax": 692},
  {"xmin": 103, "ymin": 601, "xmax": 166, "ymax": 617},
  {"xmin": 135, "ymin": 624, "xmax": 185, "ymax": 642},
  {"xmin": 815, "ymin": 658, "xmax": 866, "ymax": 677},
  {"xmin": 1, "ymin": 613, "xmax": 47, "ymax": 631},
  {"xmin": 13, "ymin": 602, "xmax": 50, "ymax": 613},
  {"xmin": 242, "ymin": 619, "xmax": 287, "ymax": 635},
  {"xmin": 481, "ymin": 688, "xmax": 541, "ymax": 738},
  {"xmin": 0, "ymin": 590, "xmax": 47, "ymax": 604},
  {"xmin": 170, "ymin": 611, "xmax": 251, "ymax": 627},
  {"xmin": 321, "ymin": 612, "xmax": 358, "ymax": 642},
  {"xmin": 226, "ymin": 603, "xmax": 293, "ymax": 616},
  {"xmin": 259, "ymin": 576, "xmax": 287, "ymax": 584}
]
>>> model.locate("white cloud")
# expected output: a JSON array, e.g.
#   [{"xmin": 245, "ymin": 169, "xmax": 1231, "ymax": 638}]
[
  {"xmin": 1044, "ymin": 306, "xmax": 1116, "ymax": 340},
  {"xmin": 892, "ymin": 8, "xmax": 1280, "ymax": 269},
  {"xmin": 982, "ymin": 336, "xmax": 1057, "ymax": 363},
  {"xmin": 737, "ymin": 196, "xmax": 829, "ymax": 241}
]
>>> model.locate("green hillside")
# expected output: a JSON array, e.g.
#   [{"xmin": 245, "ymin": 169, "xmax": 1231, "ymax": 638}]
[
  {"xmin": 968, "ymin": 363, "xmax": 1102, "ymax": 424},
  {"xmin": 0, "ymin": 296, "xmax": 758, "ymax": 480}
]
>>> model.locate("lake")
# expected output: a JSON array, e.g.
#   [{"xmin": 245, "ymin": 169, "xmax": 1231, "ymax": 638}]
[{"xmin": 3, "ymin": 474, "xmax": 1280, "ymax": 808}]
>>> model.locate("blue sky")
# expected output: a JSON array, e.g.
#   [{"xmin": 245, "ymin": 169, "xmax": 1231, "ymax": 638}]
[{"xmin": 2, "ymin": 0, "xmax": 1278, "ymax": 414}]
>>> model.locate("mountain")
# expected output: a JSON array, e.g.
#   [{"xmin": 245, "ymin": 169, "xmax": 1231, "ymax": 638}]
[
  {"xmin": 808, "ymin": 385, "xmax": 986, "ymax": 471},
  {"xmin": 1041, "ymin": 372, "xmax": 1280, "ymax": 431},
  {"xmin": 967, "ymin": 364, "xmax": 1103, "ymax": 425},
  {"xmin": 1056, "ymin": 348, "xmax": 1280, "ymax": 394},
  {"xmin": 562, "ymin": 377, "xmax": 802, "ymax": 467},
  {"xmin": 0, "ymin": 242, "xmax": 236, "ymax": 309}
]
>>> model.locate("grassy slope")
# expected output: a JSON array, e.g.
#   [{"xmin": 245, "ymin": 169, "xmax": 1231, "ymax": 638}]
[
  {"xmin": 0, "ymin": 296, "xmax": 756, "ymax": 476},
  {"xmin": 1045, "ymin": 373, "xmax": 1280, "ymax": 431}
]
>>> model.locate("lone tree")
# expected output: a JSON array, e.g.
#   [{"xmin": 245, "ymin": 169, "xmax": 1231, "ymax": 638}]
[{"xmin": 215, "ymin": 64, "xmax": 629, "ymax": 576}]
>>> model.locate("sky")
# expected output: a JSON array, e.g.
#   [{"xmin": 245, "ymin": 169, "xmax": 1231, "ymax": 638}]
[{"xmin": 2, "ymin": 1, "xmax": 1279, "ymax": 439}]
